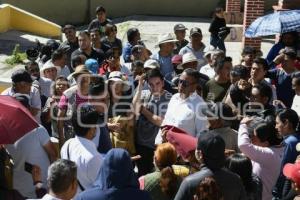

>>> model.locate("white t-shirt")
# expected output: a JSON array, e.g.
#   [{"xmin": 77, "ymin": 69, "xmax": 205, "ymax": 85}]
[
  {"xmin": 292, "ymin": 95, "xmax": 300, "ymax": 117},
  {"xmin": 5, "ymin": 126, "xmax": 51, "ymax": 198},
  {"xmin": 156, "ymin": 92, "xmax": 208, "ymax": 144},
  {"xmin": 60, "ymin": 136, "xmax": 102, "ymax": 193},
  {"xmin": 200, "ymin": 64, "xmax": 215, "ymax": 79},
  {"xmin": 39, "ymin": 77, "xmax": 53, "ymax": 97}
]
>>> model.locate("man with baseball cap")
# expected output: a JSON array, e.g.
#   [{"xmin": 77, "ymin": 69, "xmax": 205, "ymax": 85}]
[
  {"xmin": 179, "ymin": 27, "xmax": 207, "ymax": 70},
  {"xmin": 1, "ymin": 69, "xmax": 41, "ymax": 121},
  {"xmin": 173, "ymin": 24, "xmax": 189, "ymax": 54},
  {"xmin": 174, "ymin": 133, "xmax": 246, "ymax": 200}
]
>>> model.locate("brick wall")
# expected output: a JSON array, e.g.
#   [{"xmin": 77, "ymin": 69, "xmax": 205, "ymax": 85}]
[
  {"xmin": 242, "ymin": 0, "xmax": 265, "ymax": 49},
  {"xmin": 226, "ymin": 0, "xmax": 241, "ymax": 12}
]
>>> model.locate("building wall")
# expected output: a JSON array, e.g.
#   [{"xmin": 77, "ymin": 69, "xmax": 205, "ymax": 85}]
[{"xmin": 2, "ymin": 0, "xmax": 277, "ymax": 25}]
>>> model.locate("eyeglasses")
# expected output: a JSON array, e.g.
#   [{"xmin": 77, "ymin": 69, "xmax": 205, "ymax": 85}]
[{"xmin": 178, "ymin": 79, "xmax": 196, "ymax": 87}]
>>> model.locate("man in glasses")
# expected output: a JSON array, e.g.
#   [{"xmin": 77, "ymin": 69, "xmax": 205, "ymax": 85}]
[
  {"xmin": 25, "ymin": 61, "xmax": 53, "ymax": 98},
  {"xmin": 156, "ymin": 68, "xmax": 208, "ymax": 143}
]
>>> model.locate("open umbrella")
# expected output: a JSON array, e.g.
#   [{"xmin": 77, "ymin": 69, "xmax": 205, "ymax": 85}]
[
  {"xmin": 245, "ymin": 10, "xmax": 300, "ymax": 38},
  {"xmin": 0, "ymin": 95, "xmax": 38, "ymax": 144}
]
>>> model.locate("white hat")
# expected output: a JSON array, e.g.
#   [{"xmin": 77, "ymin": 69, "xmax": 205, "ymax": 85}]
[
  {"xmin": 144, "ymin": 59, "xmax": 160, "ymax": 69},
  {"xmin": 108, "ymin": 71, "xmax": 130, "ymax": 92},
  {"xmin": 40, "ymin": 60, "xmax": 60, "ymax": 76},
  {"xmin": 157, "ymin": 33, "xmax": 178, "ymax": 46},
  {"xmin": 177, "ymin": 52, "xmax": 198, "ymax": 69}
]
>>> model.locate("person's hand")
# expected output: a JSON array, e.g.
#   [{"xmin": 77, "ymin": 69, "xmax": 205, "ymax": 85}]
[
  {"xmin": 273, "ymin": 100, "xmax": 286, "ymax": 108},
  {"xmin": 108, "ymin": 122, "xmax": 121, "ymax": 132},
  {"xmin": 238, "ymin": 79, "xmax": 251, "ymax": 91},
  {"xmin": 273, "ymin": 53, "xmax": 285, "ymax": 65},
  {"xmin": 240, "ymin": 116, "xmax": 253, "ymax": 125},
  {"xmin": 137, "ymin": 73, "xmax": 146, "ymax": 86},
  {"xmin": 161, "ymin": 127, "xmax": 168, "ymax": 143},
  {"xmin": 131, "ymin": 155, "xmax": 142, "ymax": 161},
  {"xmin": 32, "ymin": 165, "xmax": 42, "ymax": 184}
]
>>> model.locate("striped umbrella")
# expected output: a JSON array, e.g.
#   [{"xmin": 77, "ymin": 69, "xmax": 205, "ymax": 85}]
[{"xmin": 245, "ymin": 10, "xmax": 300, "ymax": 38}]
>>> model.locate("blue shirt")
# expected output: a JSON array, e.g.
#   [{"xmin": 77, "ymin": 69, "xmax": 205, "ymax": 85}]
[
  {"xmin": 151, "ymin": 52, "xmax": 175, "ymax": 81},
  {"xmin": 267, "ymin": 69, "xmax": 295, "ymax": 108},
  {"xmin": 122, "ymin": 42, "xmax": 133, "ymax": 63}
]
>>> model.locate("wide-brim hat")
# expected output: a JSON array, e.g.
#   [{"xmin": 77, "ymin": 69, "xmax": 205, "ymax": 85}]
[
  {"xmin": 70, "ymin": 65, "xmax": 91, "ymax": 78},
  {"xmin": 177, "ymin": 52, "xmax": 198, "ymax": 70},
  {"xmin": 40, "ymin": 60, "xmax": 61, "ymax": 76},
  {"xmin": 156, "ymin": 33, "xmax": 178, "ymax": 47},
  {"xmin": 144, "ymin": 59, "xmax": 160, "ymax": 69},
  {"xmin": 107, "ymin": 71, "xmax": 130, "ymax": 92}
]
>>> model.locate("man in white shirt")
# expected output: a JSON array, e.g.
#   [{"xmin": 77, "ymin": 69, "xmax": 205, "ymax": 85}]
[
  {"xmin": 60, "ymin": 105, "xmax": 102, "ymax": 193},
  {"xmin": 200, "ymin": 49, "xmax": 224, "ymax": 79},
  {"xmin": 1, "ymin": 69, "xmax": 41, "ymax": 122},
  {"xmin": 52, "ymin": 49, "xmax": 71, "ymax": 78},
  {"xmin": 156, "ymin": 68, "xmax": 208, "ymax": 144}
]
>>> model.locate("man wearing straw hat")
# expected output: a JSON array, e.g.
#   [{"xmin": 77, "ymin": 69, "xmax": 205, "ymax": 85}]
[{"xmin": 151, "ymin": 33, "xmax": 178, "ymax": 82}]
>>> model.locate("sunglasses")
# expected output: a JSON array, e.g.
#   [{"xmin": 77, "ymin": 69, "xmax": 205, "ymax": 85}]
[{"xmin": 178, "ymin": 79, "xmax": 196, "ymax": 87}]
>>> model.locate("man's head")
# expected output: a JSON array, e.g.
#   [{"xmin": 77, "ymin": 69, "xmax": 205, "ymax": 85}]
[
  {"xmin": 230, "ymin": 65, "xmax": 249, "ymax": 84},
  {"xmin": 157, "ymin": 33, "xmax": 177, "ymax": 55},
  {"xmin": 292, "ymin": 72, "xmax": 300, "ymax": 95},
  {"xmin": 71, "ymin": 54, "xmax": 87, "ymax": 69},
  {"xmin": 25, "ymin": 61, "xmax": 40, "ymax": 80},
  {"xmin": 189, "ymin": 27, "xmax": 203, "ymax": 47},
  {"xmin": 89, "ymin": 77, "xmax": 109, "ymax": 114},
  {"xmin": 173, "ymin": 24, "xmax": 187, "ymax": 42},
  {"xmin": 95, "ymin": 6, "xmax": 106, "ymax": 23},
  {"xmin": 242, "ymin": 46, "xmax": 256, "ymax": 67},
  {"xmin": 214, "ymin": 57, "xmax": 232, "ymax": 81},
  {"xmin": 62, "ymin": 25, "xmax": 76, "ymax": 43},
  {"xmin": 90, "ymin": 28, "xmax": 101, "ymax": 45},
  {"xmin": 105, "ymin": 23, "xmax": 117, "ymax": 38},
  {"xmin": 52, "ymin": 49, "xmax": 67, "ymax": 68},
  {"xmin": 72, "ymin": 105, "xmax": 99, "ymax": 139},
  {"xmin": 127, "ymin": 28, "xmax": 140, "ymax": 45},
  {"xmin": 78, "ymin": 31, "xmax": 92, "ymax": 51},
  {"xmin": 250, "ymin": 82, "xmax": 273, "ymax": 107},
  {"xmin": 47, "ymin": 159, "xmax": 77, "ymax": 199},
  {"xmin": 181, "ymin": 52, "xmax": 198, "ymax": 70},
  {"xmin": 196, "ymin": 133, "xmax": 225, "ymax": 170},
  {"xmin": 146, "ymin": 68, "xmax": 164, "ymax": 96},
  {"xmin": 276, "ymin": 108, "xmax": 299, "ymax": 136},
  {"xmin": 281, "ymin": 31, "xmax": 298, "ymax": 47},
  {"xmin": 178, "ymin": 68, "xmax": 199, "ymax": 96},
  {"xmin": 11, "ymin": 69, "xmax": 33, "ymax": 94},
  {"xmin": 205, "ymin": 102, "xmax": 234, "ymax": 129},
  {"xmin": 131, "ymin": 60, "xmax": 144, "ymax": 77},
  {"xmin": 131, "ymin": 45, "xmax": 146, "ymax": 61},
  {"xmin": 282, "ymin": 48, "xmax": 297, "ymax": 70},
  {"xmin": 41, "ymin": 61, "xmax": 58, "ymax": 81},
  {"xmin": 251, "ymin": 58, "xmax": 269, "ymax": 83}
]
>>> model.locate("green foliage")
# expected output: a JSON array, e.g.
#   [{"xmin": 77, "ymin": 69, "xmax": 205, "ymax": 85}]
[{"xmin": 5, "ymin": 44, "xmax": 27, "ymax": 66}]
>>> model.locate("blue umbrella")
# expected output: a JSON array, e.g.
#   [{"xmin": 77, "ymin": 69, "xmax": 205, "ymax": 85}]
[{"xmin": 245, "ymin": 10, "xmax": 300, "ymax": 38}]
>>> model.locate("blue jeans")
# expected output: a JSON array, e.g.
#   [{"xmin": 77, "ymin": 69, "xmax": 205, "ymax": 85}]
[{"xmin": 210, "ymin": 35, "xmax": 226, "ymax": 52}]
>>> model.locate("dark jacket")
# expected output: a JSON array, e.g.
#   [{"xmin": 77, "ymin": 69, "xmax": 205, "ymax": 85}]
[
  {"xmin": 209, "ymin": 16, "xmax": 226, "ymax": 37},
  {"xmin": 174, "ymin": 166, "xmax": 246, "ymax": 200},
  {"xmin": 77, "ymin": 148, "xmax": 152, "ymax": 200}
]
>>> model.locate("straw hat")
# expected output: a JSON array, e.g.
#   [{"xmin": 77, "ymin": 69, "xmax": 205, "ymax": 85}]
[
  {"xmin": 177, "ymin": 52, "xmax": 198, "ymax": 69},
  {"xmin": 156, "ymin": 33, "xmax": 178, "ymax": 46},
  {"xmin": 70, "ymin": 65, "xmax": 91, "ymax": 78},
  {"xmin": 108, "ymin": 71, "xmax": 130, "ymax": 92}
]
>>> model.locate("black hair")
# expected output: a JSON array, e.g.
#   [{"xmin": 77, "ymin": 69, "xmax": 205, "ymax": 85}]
[
  {"xmin": 89, "ymin": 28, "xmax": 100, "ymax": 34},
  {"xmin": 226, "ymin": 154, "xmax": 254, "ymax": 195},
  {"xmin": 277, "ymin": 109, "xmax": 299, "ymax": 131},
  {"xmin": 52, "ymin": 76, "xmax": 69, "ymax": 96},
  {"xmin": 214, "ymin": 56, "xmax": 232, "ymax": 72},
  {"xmin": 230, "ymin": 65, "xmax": 249, "ymax": 80},
  {"xmin": 292, "ymin": 72, "xmax": 300, "ymax": 86},
  {"xmin": 89, "ymin": 76, "xmax": 106, "ymax": 96},
  {"xmin": 96, "ymin": 6, "xmax": 106, "ymax": 13},
  {"xmin": 146, "ymin": 68, "xmax": 163, "ymax": 81},
  {"xmin": 72, "ymin": 106, "xmax": 99, "ymax": 137},
  {"xmin": 242, "ymin": 46, "xmax": 256, "ymax": 56},
  {"xmin": 127, "ymin": 28, "xmax": 139, "ymax": 43},
  {"xmin": 183, "ymin": 68, "xmax": 200, "ymax": 83},
  {"xmin": 131, "ymin": 60, "xmax": 144, "ymax": 69},
  {"xmin": 284, "ymin": 49, "xmax": 297, "ymax": 60},
  {"xmin": 71, "ymin": 55, "xmax": 85, "ymax": 69},
  {"xmin": 253, "ymin": 58, "xmax": 269, "ymax": 71},
  {"xmin": 51, "ymin": 49, "xmax": 65, "ymax": 62},
  {"xmin": 252, "ymin": 82, "xmax": 273, "ymax": 104}
]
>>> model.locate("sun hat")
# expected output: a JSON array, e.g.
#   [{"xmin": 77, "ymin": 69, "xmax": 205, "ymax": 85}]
[
  {"xmin": 144, "ymin": 59, "xmax": 160, "ymax": 69},
  {"xmin": 40, "ymin": 60, "xmax": 60, "ymax": 76},
  {"xmin": 177, "ymin": 52, "xmax": 198, "ymax": 70},
  {"xmin": 70, "ymin": 65, "xmax": 91, "ymax": 78},
  {"xmin": 108, "ymin": 71, "xmax": 130, "ymax": 91},
  {"xmin": 157, "ymin": 33, "xmax": 178, "ymax": 46}
]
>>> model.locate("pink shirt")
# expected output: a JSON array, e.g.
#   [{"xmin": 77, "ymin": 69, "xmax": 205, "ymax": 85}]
[
  {"xmin": 58, "ymin": 91, "xmax": 88, "ymax": 110},
  {"xmin": 238, "ymin": 124, "xmax": 284, "ymax": 200}
]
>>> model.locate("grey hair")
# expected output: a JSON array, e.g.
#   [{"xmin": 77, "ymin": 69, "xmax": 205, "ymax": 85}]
[{"xmin": 47, "ymin": 159, "xmax": 77, "ymax": 194}]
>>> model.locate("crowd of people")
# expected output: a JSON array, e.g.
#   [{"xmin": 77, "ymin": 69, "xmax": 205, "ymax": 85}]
[{"xmin": 1, "ymin": 5, "xmax": 300, "ymax": 200}]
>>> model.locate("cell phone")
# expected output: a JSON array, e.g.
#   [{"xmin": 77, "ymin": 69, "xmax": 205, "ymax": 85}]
[{"xmin": 24, "ymin": 162, "xmax": 33, "ymax": 174}]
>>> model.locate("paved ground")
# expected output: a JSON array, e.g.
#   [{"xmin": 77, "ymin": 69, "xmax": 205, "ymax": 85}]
[{"xmin": 0, "ymin": 15, "xmax": 275, "ymax": 81}]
